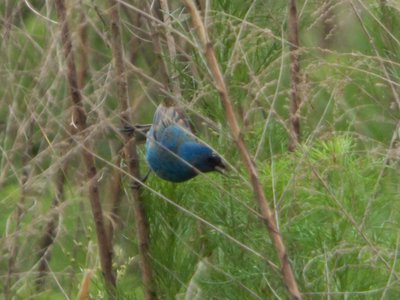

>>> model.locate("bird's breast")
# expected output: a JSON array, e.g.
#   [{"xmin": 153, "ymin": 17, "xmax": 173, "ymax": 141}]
[{"xmin": 145, "ymin": 139, "xmax": 197, "ymax": 182}]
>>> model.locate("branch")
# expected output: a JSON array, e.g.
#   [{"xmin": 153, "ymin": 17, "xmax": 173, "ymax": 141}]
[
  {"xmin": 182, "ymin": 0, "xmax": 302, "ymax": 298},
  {"xmin": 158, "ymin": 0, "xmax": 182, "ymax": 102},
  {"xmin": 108, "ymin": 1, "xmax": 156, "ymax": 299},
  {"xmin": 288, "ymin": 0, "xmax": 301, "ymax": 151},
  {"xmin": 37, "ymin": 0, "xmax": 88, "ymax": 286},
  {"xmin": 5, "ymin": 120, "xmax": 34, "ymax": 299},
  {"xmin": 54, "ymin": 0, "xmax": 116, "ymax": 294}
]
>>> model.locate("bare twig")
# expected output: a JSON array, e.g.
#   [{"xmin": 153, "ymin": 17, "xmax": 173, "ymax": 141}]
[
  {"xmin": 108, "ymin": 1, "xmax": 156, "ymax": 299},
  {"xmin": 182, "ymin": 1, "xmax": 302, "ymax": 299},
  {"xmin": 146, "ymin": 1, "xmax": 170, "ymax": 91},
  {"xmin": 107, "ymin": 152, "xmax": 123, "ymax": 243},
  {"xmin": 36, "ymin": 157, "xmax": 68, "ymax": 289},
  {"xmin": 157, "ymin": 0, "xmax": 182, "ymax": 102},
  {"xmin": 5, "ymin": 121, "xmax": 33, "ymax": 299},
  {"xmin": 78, "ymin": 3, "xmax": 89, "ymax": 89},
  {"xmin": 77, "ymin": 269, "xmax": 94, "ymax": 300},
  {"xmin": 36, "ymin": 1, "xmax": 89, "ymax": 287},
  {"xmin": 288, "ymin": 0, "xmax": 302, "ymax": 152},
  {"xmin": 54, "ymin": 0, "xmax": 116, "ymax": 293}
]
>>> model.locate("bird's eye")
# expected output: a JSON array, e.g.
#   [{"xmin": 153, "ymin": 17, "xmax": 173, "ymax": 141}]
[{"xmin": 208, "ymin": 154, "xmax": 221, "ymax": 164}]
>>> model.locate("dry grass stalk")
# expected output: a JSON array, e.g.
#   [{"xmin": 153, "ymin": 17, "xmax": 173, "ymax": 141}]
[
  {"xmin": 107, "ymin": 153, "xmax": 123, "ymax": 242},
  {"xmin": 182, "ymin": 0, "xmax": 302, "ymax": 298},
  {"xmin": 5, "ymin": 119, "xmax": 34, "ymax": 299},
  {"xmin": 146, "ymin": 1, "xmax": 171, "ymax": 91},
  {"xmin": 37, "ymin": 1, "xmax": 89, "ymax": 287},
  {"xmin": 54, "ymin": 0, "xmax": 116, "ymax": 293},
  {"xmin": 78, "ymin": 2, "xmax": 89, "ymax": 89},
  {"xmin": 36, "ymin": 160, "xmax": 67, "ymax": 289},
  {"xmin": 157, "ymin": 0, "xmax": 182, "ymax": 102},
  {"xmin": 288, "ymin": 0, "xmax": 302, "ymax": 152},
  {"xmin": 108, "ymin": 1, "xmax": 156, "ymax": 299},
  {"xmin": 77, "ymin": 269, "xmax": 95, "ymax": 300}
]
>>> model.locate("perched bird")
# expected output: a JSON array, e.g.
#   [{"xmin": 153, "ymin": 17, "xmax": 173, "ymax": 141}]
[{"xmin": 145, "ymin": 104, "xmax": 226, "ymax": 182}]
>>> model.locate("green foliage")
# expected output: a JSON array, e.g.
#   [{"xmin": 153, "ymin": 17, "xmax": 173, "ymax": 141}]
[{"xmin": 1, "ymin": 0, "xmax": 400, "ymax": 299}]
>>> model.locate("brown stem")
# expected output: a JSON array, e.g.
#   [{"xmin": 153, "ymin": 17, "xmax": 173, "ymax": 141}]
[
  {"xmin": 5, "ymin": 172, "xmax": 28, "ymax": 300},
  {"xmin": 36, "ymin": 159, "xmax": 67, "ymax": 289},
  {"xmin": 157, "ymin": 0, "xmax": 182, "ymax": 103},
  {"xmin": 54, "ymin": 0, "xmax": 116, "ymax": 293},
  {"xmin": 2, "ymin": 1, "xmax": 23, "ymax": 41},
  {"xmin": 146, "ymin": 2, "xmax": 170, "ymax": 91},
  {"xmin": 37, "ymin": 1, "xmax": 89, "ymax": 287},
  {"xmin": 108, "ymin": 1, "xmax": 156, "ymax": 299},
  {"xmin": 182, "ymin": 1, "xmax": 302, "ymax": 298},
  {"xmin": 107, "ymin": 153, "xmax": 123, "ymax": 242},
  {"xmin": 288, "ymin": 0, "xmax": 301, "ymax": 152},
  {"xmin": 5, "ymin": 166, "xmax": 29, "ymax": 299},
  {"xmin": 78, "ymin": 1, "xmax": 89, "ymax": 90},
  {"xmin": 5, "ymin": 119, "xmax": 34, "ymax": 299},
  {"xmin": 122, "ymin": 6, "xmax": 141, "ymax": 64}
]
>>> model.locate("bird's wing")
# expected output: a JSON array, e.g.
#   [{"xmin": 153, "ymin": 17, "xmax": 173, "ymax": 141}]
[{"xmin": 152, "ymin": 104, "xmax": 193, "ymax": 140}]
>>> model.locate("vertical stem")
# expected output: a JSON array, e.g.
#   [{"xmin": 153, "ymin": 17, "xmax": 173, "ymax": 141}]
[
  {"xmin": 36, "ymin": 158, "xmax": 67, "ymax": 289},
  {"xmin": 5, "ymin": 120, "xmax": 33, "ymax": 299},
  {"xmin": 107, "ymin": 152, "xmax": 123, "ymax": 242},
  {"xmin": 146, "ymin": 1, "xmax": 171, "ymax": 93},
  {"xmin": 288, "ymin": 0, "xmax": 301, "ymax": 152},
  {"xmin": 182, "ymin": 1, "xmax": 302, "ymax": 299},
  {"xmin": 36, "ymin": 2, "xmax": 88, "ymax": 287},
  {"xmin": 54, "ymin": 0, "xmax": 116, "ymax": 294},
  {"xmin": 77, "ymin": 1, "xmax": 89, "ymax": 89},
  {"xmin": 158, "ymin": 0, "xmax": 182, "ymax": 102},
  {"xmin": 108, "ymin": 1, "xmax": 156, "ymax": 299}
]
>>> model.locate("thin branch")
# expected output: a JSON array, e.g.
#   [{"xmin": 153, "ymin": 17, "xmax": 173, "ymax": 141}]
[
  {"xmin": 36, "ymin": 157, "xmax": 68, "ymax": 289},
  {"xmin": 5, "ymin": 120, "xmax": 34, "ymax": 299},
  {"xmin": 288, "ymin": 0, "xmax": 302, "ymax": 152},
  {"xmin": 54, "ymin": 0, "xmax": 116, "ymax": 294},
  {"xmin": 78, "ymin": 4, "xmax": 89, "ymax": 89},
  {"xmin": 182, "ymin": 1, "xmax": 302, "ymax": 299},
  {"xmin": 157, "ymin": 0, "xmax": 182, "ymax": 102},
  {"xmin": 146, "ymin": 1, "xmax": 170, "ymax": 91},
  {"xmin": 36, "ymin": 1, "xmax": 89, "ymax": 287},
  {"xmin": 24, "ymin": 0, "xmax": 58, "ymax": 24},
  {"xmin": 108, "ymin": 1, "xmax": 156, "ymax": 299}
]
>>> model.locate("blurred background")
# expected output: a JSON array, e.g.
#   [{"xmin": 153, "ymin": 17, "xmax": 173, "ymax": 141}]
[{"xmin": 1, "ymin": 0, "xmax": 400, "ymax": 299}]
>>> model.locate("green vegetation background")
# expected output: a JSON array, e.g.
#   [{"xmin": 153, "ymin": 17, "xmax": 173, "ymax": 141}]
[{"xmin": 1, "ymin": 0, "xmax": 399, "ymax": 299}]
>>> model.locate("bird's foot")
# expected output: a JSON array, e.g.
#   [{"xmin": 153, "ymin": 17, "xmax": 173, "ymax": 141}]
[{"xmin": 130, "ymin": 170, "xmax": 151, "ymax": 190}]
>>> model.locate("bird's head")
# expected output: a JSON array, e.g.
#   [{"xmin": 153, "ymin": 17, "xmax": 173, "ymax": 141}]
[
  {"xmin": 178, "ymin": 143, "xmax": 227, "ymax": 175},
  {"xmin": 204, "ymin": 152, "xmax": 227, "ymax": 174}
]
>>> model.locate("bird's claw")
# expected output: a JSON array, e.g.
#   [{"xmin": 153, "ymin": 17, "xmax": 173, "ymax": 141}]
[
  {"xmin": 129, "ymin": 170, "xmax": 151, "ymax": 190},
  {"xmin": 119, "ymin": 125, "xmax": 135, "ymax": 134},
  {"xmin": 119, "ymin": 124, "xmax": 152, "ymax": 134}
]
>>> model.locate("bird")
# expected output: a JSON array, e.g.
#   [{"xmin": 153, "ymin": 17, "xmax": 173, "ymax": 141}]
[{"xmin": 144, "ymin": 103, "xmax": 226, "ymax": 182}]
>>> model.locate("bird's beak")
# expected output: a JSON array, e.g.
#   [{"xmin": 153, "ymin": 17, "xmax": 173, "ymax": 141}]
[{"xmin": 214, "ymin": 161, "xmax": 227, "ymax": 175}]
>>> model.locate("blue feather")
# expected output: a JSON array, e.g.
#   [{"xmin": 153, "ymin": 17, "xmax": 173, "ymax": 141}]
[{"xmin": 146, "ymin": 104, "xmax": 225, "ymax": 182}]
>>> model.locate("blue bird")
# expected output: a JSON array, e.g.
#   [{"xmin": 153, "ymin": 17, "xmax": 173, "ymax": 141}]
[{"xmin": 145, "ymin": 104, "xmax": 226, "ymax": 182}]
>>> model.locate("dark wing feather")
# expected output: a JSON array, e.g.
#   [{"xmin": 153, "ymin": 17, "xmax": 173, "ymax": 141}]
[{"xmin": 152, "ymin": 104, "xmax": 193, "ymax": 140}]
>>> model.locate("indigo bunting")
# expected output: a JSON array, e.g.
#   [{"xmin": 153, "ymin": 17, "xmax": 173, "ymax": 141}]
[{"xmin": 145, "ymin": 104, "xmax": 226, "ymax": 182}]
